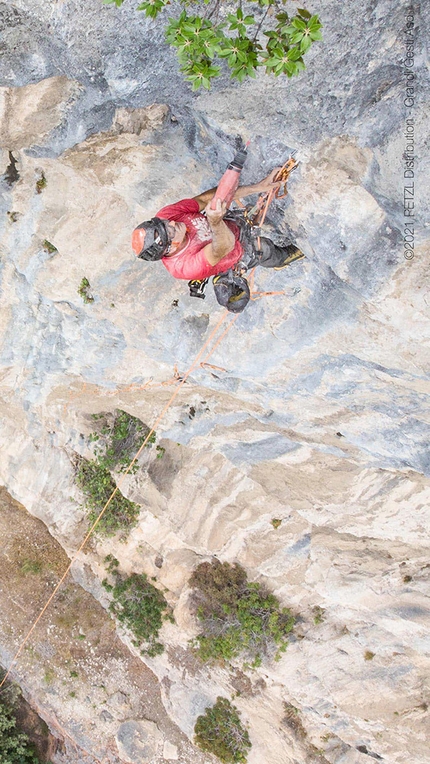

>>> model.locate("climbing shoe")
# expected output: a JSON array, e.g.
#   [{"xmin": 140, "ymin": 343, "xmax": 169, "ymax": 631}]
[{"xmin": 273, "ymin": 246, "xmax": 305, "ymax": 270}]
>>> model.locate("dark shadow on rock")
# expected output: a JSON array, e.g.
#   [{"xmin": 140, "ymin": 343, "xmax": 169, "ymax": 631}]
[{"xmin": 3, "ymin": 151, "xmax": 19, "ymax": 186}]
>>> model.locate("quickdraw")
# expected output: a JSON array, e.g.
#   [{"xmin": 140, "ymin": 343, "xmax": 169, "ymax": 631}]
[
  {"xmin": 188, "ymin": 278, "xmax": 209, "ymax": 299},
  {"xmin": 242, "ymin": 154, "xmax": 299, "ymax": 252}
]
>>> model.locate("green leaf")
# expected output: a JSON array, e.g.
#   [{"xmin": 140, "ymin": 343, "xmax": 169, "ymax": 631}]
[
  {"xmin": 287, "ymin": 46, "xmax": 303, "ymax": 60},
  {"xmin": 297, "ymin": 8, "xmax": 312, "ymax": 19},
  {"xmin": 310, "ymin": 29, "xmax": 323, "ymax": 40},
  {"xmin": 289, "ymin": 30, "xmax": 305, "ymax": 43},
  {"xmin": 291, "ymin": 18, "xmax": 307, "ymax": 29},
  {"xmin": 272, "ymin": 45, "xmax": 284, "ymax": 57},
  {"xmin": 300, "ymin": 35, "xmax": 312, "ymax": 53},
  {"xmin": 285, "ymin": 61, "xmax": 297, "ymax": 75}
]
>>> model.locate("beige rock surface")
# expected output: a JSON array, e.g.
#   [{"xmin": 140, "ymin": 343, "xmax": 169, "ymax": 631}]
[
  {"xmin": 0, "ymin": 74, "xmax": 429, "ymax": 764},
  {"xmin": 0, "ymin": 76, "xmax": 82, "ymax": 150}
]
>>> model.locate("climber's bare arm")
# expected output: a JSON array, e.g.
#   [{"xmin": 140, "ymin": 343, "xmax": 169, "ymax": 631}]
[
  {"xmin": 193, "ymin": 168, "xmax": 282, "ymax": 212},
  {"xmin": 202, "ymin": 199, "xmax": 235, "ymax": 266}
]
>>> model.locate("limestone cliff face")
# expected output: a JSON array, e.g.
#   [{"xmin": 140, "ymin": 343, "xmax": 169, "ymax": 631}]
[{"xmin": 0, "ymin": 1, "xmax": 429, "ymax": 763}]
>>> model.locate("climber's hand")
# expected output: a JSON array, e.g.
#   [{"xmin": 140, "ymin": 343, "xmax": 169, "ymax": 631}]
[
  {"xmin": 255, "ymin": 167, "xmax": 283, "ymax": 194},
  {"xmin": 205, "ymin": 197, "xmax": 228, "ymax": 227},
  {"xmin": 258, "ymin": 167, "xmax": 282, "ymax": 194}
]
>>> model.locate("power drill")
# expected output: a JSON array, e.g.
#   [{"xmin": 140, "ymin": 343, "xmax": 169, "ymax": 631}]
[{"xmin": 210, "ymin": 145, "xmax": 248, "ymax": 210}]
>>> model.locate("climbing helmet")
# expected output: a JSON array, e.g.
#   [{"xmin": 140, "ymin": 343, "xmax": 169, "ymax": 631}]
[{"xmin": 132, "ymin": 217, "xmax": 171, "ymax": 261}]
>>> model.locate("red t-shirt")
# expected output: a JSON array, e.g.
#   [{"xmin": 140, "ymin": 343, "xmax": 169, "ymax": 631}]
[{"xmin": 156, "ymin": 198, "xmax": 243, "ymax": 280}]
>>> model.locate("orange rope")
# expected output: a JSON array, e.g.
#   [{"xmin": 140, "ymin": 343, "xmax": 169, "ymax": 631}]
[
  {"xmin": 250, "ymin": 157, "xmax": 298, "ymax": 251},
  {"xmin": 0, "ymin": 309, "xmax": 238, "ymax": 692},
  {"xmin": 251, "ymin": 290, "xmax": 286, "ymax": 301},
  {"xmin": 2, "ymin": 157, "xmax": 299, "ymax": 735},
  {"xmin": 199, "ymin": 362, "xmax": 227, "ymax": 372}
]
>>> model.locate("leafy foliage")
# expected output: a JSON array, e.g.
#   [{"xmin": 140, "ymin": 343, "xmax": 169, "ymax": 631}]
[
  {"xmin": 102, "ymin": 1, "xmax": 322, "ymax": 89},
  {"xmin": 76, "ymin": 409, "xmax": 157, "ymax": 536},
  {"xmin": 189, "ymin": 560, "xmax": 294, "ymax": 665},
  {"xmin": 76, "ymin": 457, "xmax": 140, "ymax": 537},
  {"xmin": 0, "ymin": 673, "xmax": 41, "ymax": 764},
  {"xmin": 88, "ymin": 409, "xmax": 155, "ymax": 473},
  {"xmin": 194, "ymin": 696, "xmax": 251, "ymax": 763},
  {"xmin": 102, "ymin": 555, "xmax": 173, "ymax": 656}
]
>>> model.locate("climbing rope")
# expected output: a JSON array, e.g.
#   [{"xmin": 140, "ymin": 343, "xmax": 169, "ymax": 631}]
[
  {"xmin": 2, "ymin": 160, "xmax": 298, "ymax": 685},
  {"xmin": 0, "ymin": 309, "xmax": 240, "ymax": 695},
  {"xmin": 242, "ymin": 155, "xmax": 299, "ymax": 253},
  {"xmin": 0, "ymin": 160, "xmax": 299, "ymax": 759}
]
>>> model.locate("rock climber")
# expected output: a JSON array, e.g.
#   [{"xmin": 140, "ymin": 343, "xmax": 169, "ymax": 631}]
[{"xmin": 131, "ymin": 169, "xmax": 304, "ymax": 282}]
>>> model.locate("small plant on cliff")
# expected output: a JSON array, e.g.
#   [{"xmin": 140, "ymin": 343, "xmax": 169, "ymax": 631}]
[
  {"xmin": 77, "ymin": 277, "xmax": 94, "ymax": 304},
  {"xmin": 312, "ymin": 605, "xmax": 325, "ymax": 625},
  {"xmin": 102, "ymin": 1, "xmax": 322, "ymax": 90},
  {"xmin": 282, "ymin": 702, "xmax": 307, "ymax": 739},
  {"xmin": 75, "ymin": 457, "xmax": 140, "ymax": 537},
  {"xmin": 189, "ymin": 560, "xmax": 294, "ymax": 665},
  {"xmin": 42, "ymin": 240, "xmax": 58, "ymax": 254},
  {"xmin": 102, "ymin": 555, "xmax": 173, "ymax": 656},
  {"xmin": 89, "ymin": 409, "xmax": 156, "ymax": 473},
  {"xmin": 35, "ymin": 171, "xmax": 47, "ymax": 194},
  {"xmin": 194, "ymin": 696, "xmax": 251, "ymax": 763},
  {"xmin": 0, "ymin": 672, "xmax": 41, "ymax": 763}
]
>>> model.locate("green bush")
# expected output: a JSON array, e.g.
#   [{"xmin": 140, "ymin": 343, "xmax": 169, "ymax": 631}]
[
  {"xmin": 189, "ymin": 560, "xmax": 294, "ymax": 665},
  {"xmin": 102, "ymin": 557, "xmax": 173, "ymax": 656},
  {"xmin": 76, "ymin": 409, "xmax": 158, "ymax": 535},
  {"xmin": 103, "ymin": 1, "xmax": 322, "ymax": 90},
  {"xmin": 0, "ymin": 674, "xmax": 41, "ymax": 764},
  {"xmin": 89, "ymin": 409, "xmax": 155, "ymax": 473},
  {"xmin": 76, "ymin": 457, "xmax": 140, "ymax": 537},
  {"xmin": 194, "ymin": 697, "xmax": 251, "ymax": 763}
]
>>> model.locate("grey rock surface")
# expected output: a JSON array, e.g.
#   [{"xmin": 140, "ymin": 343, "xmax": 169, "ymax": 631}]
[
  {"xmin": 0, "ymin": 1, "xmax": 429, "ymax": 763},
  {"xmin": 116, "ymin": 719, "xmax": 162, "ymax": 763}
]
